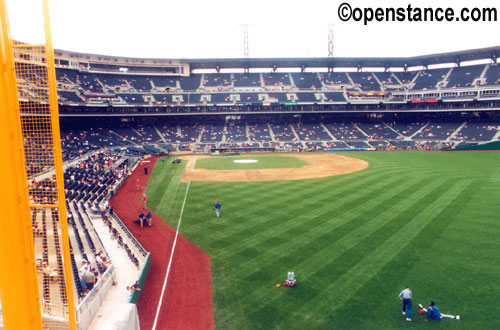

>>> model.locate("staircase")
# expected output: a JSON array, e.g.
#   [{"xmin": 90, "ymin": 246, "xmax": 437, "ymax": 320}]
[
  {"xmin": 409, "ymin": 123, "xmax": 429, "ymax": 139},
  {"xmin": 372, "ymin": 73, "xmax": 384, "ymax": 91},
  {"xmin": 446, "ymin": 121, "xmax": 467, "ymax": 142},
  {"xmin": 289, "ymin": 124, "xmax": 305, "ymax": 147},
  {"xmin": 438, "ymin": 67, "xmax": 454, "ymax": 88},
  {"xmin": 321, "ymin": 123, "xmax": 338, "ymax": 141},
  {"xmin": 268, "ymin": 124, "xmax": 276, "ymax": 142},
  {"xmin": 345, "ymin": 73, "xmax": 363, "ymax": 92}
]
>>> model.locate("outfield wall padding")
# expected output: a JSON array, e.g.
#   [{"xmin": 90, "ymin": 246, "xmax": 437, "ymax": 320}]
[
  {"xmin": 452, "ymin": 141, "xmax": 500, "ymax": 151},
  {"xmin": 128, "ymin": 252, "xmax": 151, "ymax": 304}
]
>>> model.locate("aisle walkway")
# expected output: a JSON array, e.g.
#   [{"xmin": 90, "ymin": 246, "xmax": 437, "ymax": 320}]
[{"xmin": 87, "ymin": 212, "xmax": 140, "ymax": 330}]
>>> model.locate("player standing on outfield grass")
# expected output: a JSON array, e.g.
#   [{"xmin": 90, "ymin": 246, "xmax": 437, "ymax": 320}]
[
  {"xmin": 214, "ymin": 200, "xmax": 221, "ymax": 218},
  {"xmin": 399, "ymin": 286, "xmax": 413, "ymax": 322}
]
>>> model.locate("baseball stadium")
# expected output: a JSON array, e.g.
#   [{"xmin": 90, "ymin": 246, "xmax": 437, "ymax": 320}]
[{"xmin": 0, "ymin": 0, "xmax": 499, "ymax": 329}]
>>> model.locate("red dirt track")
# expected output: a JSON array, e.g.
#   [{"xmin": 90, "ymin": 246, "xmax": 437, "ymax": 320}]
[{"xmin": 110, "ymin": 157, "xmax": 214, "ymax": 330}]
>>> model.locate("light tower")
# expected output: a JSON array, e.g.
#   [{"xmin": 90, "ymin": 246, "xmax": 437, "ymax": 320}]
[
  {"xmin": 328, "ymin": 24, "xmax": 334, "ymax": 57},
  {"xmin": 240, "ymin": 24, "xmax": 253, "ymax": 58}
]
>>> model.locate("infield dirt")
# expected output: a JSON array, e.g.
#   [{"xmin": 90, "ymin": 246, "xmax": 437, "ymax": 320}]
[{"xmin": 181, "ymin": 153, "xmax": 369, "ymax": 182}]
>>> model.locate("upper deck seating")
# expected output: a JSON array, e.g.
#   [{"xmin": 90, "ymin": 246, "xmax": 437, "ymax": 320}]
[
  {"xmin": 233, "ymin": 73, "xmax": 261, "ymax": 87},
  {"xmin": 268, "ymin": 93, "xmax": 288, "ymax": 102},
  {"xmin": 393, "ymin": 71, "xmax": 418, "ymax": 85},
  {"xmin": 296, "ymin": 92, "xmax": 317, "ymax": 102},
  {"xmin": 150, "ymin": 76, "xmax": 178, "ymax": 89},
  {"xmin": 375, "ymin": 72, "xmax": 403, "ymax": 90},
  {"xmin": 118, "ymin": 93, "xmax": 145, "ymax": 104},
  {"xmin": 319, "ymin": 72, "xmax": 352, "ymax": 88},
  {"xmin": 204, "ymin": 74, "xmax": 232, "ymax": 88},
  {"xmin": 324, "ymin": 92, "xmax": 346, "ymax": 102},
  {"xmin": 239, "ymin": 93, "xmax": 260, "ymax": 103},
  {"xmin": 263, "ymin": 73, "xmax": 291, "ymax": 87},
  {"xmin": 349, "ymin": 72, "xmax": 381, "ymax": 91},
  {"xmin": 179, "ymin": 76, "xmax": 202, "ymax": 91},
  {"xmin": 412, "ymin": 68, "xmax": 449, "ymax": 90},
  {"xmin": 446, "ymin": 65, "xmax": 484, "ymax": 88},
  {"xmin": 292, "ymin": 73, "xmax": 321, "ymax": 89},
  {"xmin": 128, "ymin": 76, "xmax": 152, "ymax": 91},
  {"xmin": 484, "ymin": 64, "xmax": 500, "ymax": 86}
]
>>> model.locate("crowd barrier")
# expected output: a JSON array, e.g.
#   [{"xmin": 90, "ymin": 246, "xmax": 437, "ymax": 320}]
[{"xmin": 75, "ymin": 264, "xmax": 116, "ymax": 330}]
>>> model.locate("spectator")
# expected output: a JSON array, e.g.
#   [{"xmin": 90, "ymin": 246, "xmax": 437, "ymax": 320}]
[
  {"xmin": 83, "ymin": 267, "xmax": 96, "ymax": 291},
  {"xmin": 131, "ymin": 280, "xmax": 141, "ymax": 292},
  {"xmin": 138, "ymin": 212, "xmax": 145, "ymax": 228},
  {"xmin": 42, "ymin": 262, "xmax": 59, "ymax": 281},
  {"xmin": 126, "ymin": 286, "xmax": 133, "ymax": 300}
]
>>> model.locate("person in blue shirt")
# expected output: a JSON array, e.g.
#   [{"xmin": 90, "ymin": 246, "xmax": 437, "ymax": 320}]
[
  {"xmin": 138, "ymin": 212, "xmax": 145, "ymax": 228},
  {"xmin": 420, "ymin": 301, "xmax": 460, "ymax": 321},
  {"xmin": 214, "ymin": 200, "xmax": 221, "ymax": 218},
  {"xmin": 425, "ymin": 301, "xmax": 441, "ymax": 321}
]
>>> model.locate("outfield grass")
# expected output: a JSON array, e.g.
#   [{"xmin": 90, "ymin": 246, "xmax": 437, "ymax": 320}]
[
  {"xmin": 195, "ymin": 154, "xmax": 309, "ymax": 170},
  {"xmin": 145, "ymin": 151, "xmax": 500, "ymax": 329}
]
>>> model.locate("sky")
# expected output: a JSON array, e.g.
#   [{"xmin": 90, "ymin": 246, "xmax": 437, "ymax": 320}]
[{"xmin": 4, "ymin": 0, "xmax": 500, "ymax": 60}]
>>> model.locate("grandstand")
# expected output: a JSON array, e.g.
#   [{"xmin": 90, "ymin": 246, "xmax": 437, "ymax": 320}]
[{"xmin": 43, "ymin": 46, "xmax": 499, "ymax": 154}]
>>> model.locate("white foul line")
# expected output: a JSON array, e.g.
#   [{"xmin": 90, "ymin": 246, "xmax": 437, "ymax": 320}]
[{"xmin": 152, "ymin": 179, "xmax": 191, "ymax": 330}]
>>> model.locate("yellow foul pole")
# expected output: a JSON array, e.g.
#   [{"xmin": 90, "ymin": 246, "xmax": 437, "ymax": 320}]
[
  {"xmin": 42, "ymin": 0, "xmax": 77, "ymax": 328},
  {"xmin": 0, "ymin": 0, "xmax": 43, "ymax": 328}
]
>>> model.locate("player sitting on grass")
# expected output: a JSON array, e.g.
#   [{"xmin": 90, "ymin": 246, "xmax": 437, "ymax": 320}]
[
  {"xmin": 283, "ymin": 271, "xmax": 296, "ymax": 287},
  {"xmin": 418, "ymin": 302, "xmax": 460, "ymax": 321}
]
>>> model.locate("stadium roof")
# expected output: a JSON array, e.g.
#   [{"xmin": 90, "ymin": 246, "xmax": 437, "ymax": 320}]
[
  {"xmin": 185, "ymin": 46, "xmax": 500, "ymax": 70},
  {"xmin": 58, "ymin": 45, "xmax": 500, "ymax": 70}
]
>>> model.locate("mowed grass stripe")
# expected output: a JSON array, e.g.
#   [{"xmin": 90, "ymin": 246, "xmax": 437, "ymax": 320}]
[
  {"xmin": 217, "ymin": 175, "xmax": 412, "ymax": 266},
  {"xmin": 292, "ymin": 179, "xmax": 472, "ymax": 318},
  {"xmin": 248, "ymin": 179, "xmax": 459, "ymax": 327},
  {"xmin": 216, "ymin": 178, "xmax": 466, "ymax": 328},
  {"xmin": 210, "ymin": 174, "xmax": 407, "ymax": 256},
  {"xmin": 194, "ymin": 170, "xmax": 401, "ymax": 246},
  {"xmin": 185, "ymin": 166, "xmax": 392, "ymax": 233},
  {"xmin": 223, "ymin": 177, "xmax": 441, "ymax": 301}
]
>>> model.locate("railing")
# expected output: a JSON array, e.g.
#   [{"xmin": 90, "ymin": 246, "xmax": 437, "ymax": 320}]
[
  {"xmin": 41, "ymin": 300, "xmax": 69, "ymax": 321},
  {"xmin": 75, "ymin": 264, "xmax": 115, "ymax": 330}
]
